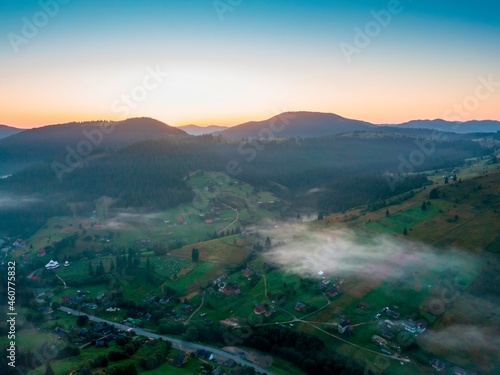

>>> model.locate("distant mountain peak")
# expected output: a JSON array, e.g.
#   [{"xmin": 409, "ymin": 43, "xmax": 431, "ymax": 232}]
[
  {"xmin": 221, "ymin": 111, "xmax": 375, "ymax": 139},
  {"xmin": 178, "ymin": 124, "xmax": 228, "ymax": 135},
  {"xmin": 396, "ymin": 119, "xmax": 500, "ymax": 133}
]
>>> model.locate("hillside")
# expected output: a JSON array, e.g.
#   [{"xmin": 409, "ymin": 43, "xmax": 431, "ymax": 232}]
[
  {"xmin": 0, "ymin": 133, "xmax": 491, "ymax": 237},
  {"xmin": 0, "ymin": 117, "xmax": 187, "ymax": 175},
  {"xmin": 0, "ymin": 124, "xmax": 23, "ymax": 139},
  {"xmin": 394, "ymin": 119, "xmax": 500, "ymax": 133},
  {"xmin": 220, "ymin": 111, "xmax": 376, "ymax": 139},
  {"xmin": 178, "ymin": 124, "xmax": 228, "ymax": 135}
]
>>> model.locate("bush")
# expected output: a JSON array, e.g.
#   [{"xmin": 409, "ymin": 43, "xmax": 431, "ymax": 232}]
[{"xmin": 107, "ymin": 349, "xmax": 129, "ymax": 361}]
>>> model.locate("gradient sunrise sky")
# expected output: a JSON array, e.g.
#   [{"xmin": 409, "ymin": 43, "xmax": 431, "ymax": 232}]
[{"xmin": 1, "ymin": 0, "xmax": 499, "ymax": 129}]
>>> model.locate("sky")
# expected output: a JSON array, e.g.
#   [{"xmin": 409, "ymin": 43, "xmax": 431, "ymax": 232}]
[{"xmin": 1, "ymin": 0, "xmax": 499, "ymax": 129}]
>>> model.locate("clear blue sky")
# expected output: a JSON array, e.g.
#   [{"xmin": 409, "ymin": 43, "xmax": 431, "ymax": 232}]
[{"xmin": 1, "ymin": 0, "xmax": 499, "ymax": 127}]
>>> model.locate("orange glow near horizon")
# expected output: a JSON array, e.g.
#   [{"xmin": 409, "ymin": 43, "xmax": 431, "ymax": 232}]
[{"xmin": 3, "ymin": 105, "xmax": 500, "ymax": 130}]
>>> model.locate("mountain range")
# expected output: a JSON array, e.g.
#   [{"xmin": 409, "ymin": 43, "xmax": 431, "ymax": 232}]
[
  {"xmin": 0, "ymin": 125, "xmax": 22, "ymax": 140},
  {"xmin": 394, "ymin": 119, "xmax": 500, "ymax": 133},
  {"xmin": 2, "ymin": 111, "xmax": 497, "ymax": 177},
  {"xmin": 0, "ymin": 118, "xmax": 186, "ymax": 175},
  {"xmin": 178, "ymin": 125, "xmax": 228, "ymax": 135}
]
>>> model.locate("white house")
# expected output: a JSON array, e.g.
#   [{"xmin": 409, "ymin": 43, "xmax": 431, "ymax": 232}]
[{"xmin": 45, "ymin": 260, "xmax": 60, "ymax": 270}]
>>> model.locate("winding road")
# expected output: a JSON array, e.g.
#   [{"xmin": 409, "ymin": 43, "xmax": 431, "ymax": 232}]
[
  {"xmin": 59, "ymin": 306, "xmax": 276, "ymax": 375},
  {"xmin": 217, "ymin": 202, "xmax": 239, "ymax": 234}
]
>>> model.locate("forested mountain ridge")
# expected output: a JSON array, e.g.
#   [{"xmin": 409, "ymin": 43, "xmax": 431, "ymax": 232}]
[
  {"xmin": 0, "ymin": 118, "xmax": 188, "ymax": 175},
  {"xmin": 0, "ymin": 124, "xmax": 23, "ymax": 139},
  {"xmin": 0, "ymin": 133, "xmax": 490, "ymax": 236},
  {"xmin": 395, "ymin": 119, "xmax": 500, "ymax": 133}
]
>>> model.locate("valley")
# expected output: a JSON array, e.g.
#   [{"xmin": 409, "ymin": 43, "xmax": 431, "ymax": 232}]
[{"xmin": 1, "ymin": 151, "xmax": 498, "ymax": 375}]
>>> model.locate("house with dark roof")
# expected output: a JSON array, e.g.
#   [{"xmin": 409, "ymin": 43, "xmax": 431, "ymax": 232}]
[
  {"xmin": 338, "ymin": 319, "xmax": 353, "ymax": 334},
  {"xmin": 417, "ymin": 322, "xmax": 427, "ymax": 333},
  {"xmin": 382, "ymin": 307, "xmax": 400, "ymax": 319},
  {"xmin": 196, "ymin": 349, "xmax": 214, "ymax": 361},
  {"xmin": 173, "ymin": 352, "xmax": 188, "ymax": 367},
  {"xmin": 430, "ymin": 358, "xmax": 446, "ymax": 372},
  {"xmin": 181, "ymin": 304, "xmax": 194, "ymax": 314},
  {"xmin": 326, "ymin": 286, "xmax": 340, "ymax": 297},
  {"xmin": 95, "ymin": 340, "xmax": 108, "ymax": 348},
  {"xmin": 294, "ymin": 302, "xmax": 307, "ymax": 312}
]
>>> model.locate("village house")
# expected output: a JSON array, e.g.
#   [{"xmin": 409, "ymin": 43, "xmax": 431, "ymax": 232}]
[
  {"xmin": 181, "ymin": 304, "xmax": 194, "ymax": 314},
  {"xmin": 222, "ymin": 282, "xmax": 241, "ymax": 295},
  {"xmin": 430, "ymin": 358, "xmax": 446, "ymax": 372},
  {"xmin": 403, "ymin": 322, "xmax": 417, "ymax": 333},
  {"xmin": 254, "ymin": 303, "xmax": 274, "ymax": 317},
  {"xmin": 213, "ymin": 275, "xmax": 227, "ymax": 286},
  {"xmin": 196, "ymin": 349, "xmax": 214, "ymax": 361},
  {"xmin": 172, "ymin": 352, "xmax": 188, "ymax": 367},
  {"xmin": 326, "ymin": 286, "xmax": 340, "ymax": 297},
  {"xmin": 371, "ymin": 335, "xmax": 388, "ymax": 346},
  {"xmin": 380, "ymin": 329, "xmax": 395, "ymax": 340},
  {"xmin": 382, "ymin": 306, "xmax": 400, "ymax": 319},
  {"xmin": 242, "ymin": 267, "xmax": 254, "ymax": 278},
  {"xmin": 417, "ymin": 322, "xmax": 427, "ymax": 333},
  {"xmin": 254, "ymin": 303, "xmax": 267, "ymax": 315},
  {"xmin": 45, "ymin": 260, "xmax": 60, "ymax": 270},
  {"xmin": 338, "ymin": 319, "xmax": 353, "ymax": 334},
  {"xmin": 13, "ymin": 238, "xmax": 26, "ymax": 247},
  {"xmin": 37, "ymin": 248, "xmax": 46, "ymax": 257},
  {"xmin": 294, "ymin": 302, "xmax": 307, "ymax": 312}
]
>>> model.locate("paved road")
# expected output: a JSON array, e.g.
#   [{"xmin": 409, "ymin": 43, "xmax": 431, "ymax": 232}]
[{"xmin": 59, "ymin": 306, "xmax": 275, "ymax": 375}]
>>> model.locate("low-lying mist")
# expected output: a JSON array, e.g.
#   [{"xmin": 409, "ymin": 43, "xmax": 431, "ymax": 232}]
[{"xmin": 256, "ymin": 221, "xmax": 498, "ymax": 368}]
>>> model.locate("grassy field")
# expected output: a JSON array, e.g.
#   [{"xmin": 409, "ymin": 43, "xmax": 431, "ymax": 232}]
[
  {"xmin": 15, "ymin": 161, "xmax": 500, "ymax": 375},
  {"xmin": 20, "ymin": 171, "xmax": 280, "ymax": 264}
]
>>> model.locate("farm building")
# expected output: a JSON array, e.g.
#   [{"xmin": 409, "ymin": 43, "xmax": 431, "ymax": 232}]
[{"xmin": 45, "ymin": 260, "xmax": 59, "ymax": 270}]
